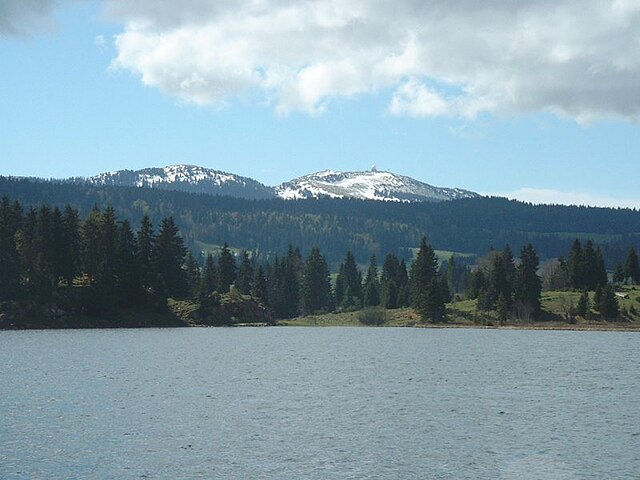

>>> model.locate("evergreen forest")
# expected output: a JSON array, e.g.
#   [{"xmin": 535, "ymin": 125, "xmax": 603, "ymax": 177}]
[
  {"xmin": 2, "ymin": 176, "xmax": 640, "ymax": 268},
  {"xmin": 1, "ymin": 195, "xmax": 637, "ymax": 329}
]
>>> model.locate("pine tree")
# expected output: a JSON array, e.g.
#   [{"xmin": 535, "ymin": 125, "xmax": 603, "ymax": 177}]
[
  {"xmin": 0, "ymin": 197, "xmax": 21, "ymax": 300},
  {"xmin": 184, "ymin": 251, "xmax": 201, "ymax": 299},
  {"xmin": 301, "ymin": 247, "xmax": 333, "ymax": 314},
  {"xmin": 624, "ymin": 247, "xmax": 640, "ymax": 284},
  {"xmin": 217, "ymin": 243, "xmax": 237, "ymax": 293},
  {"xmin": 115, "ymin": 219, "xmax": 141, "ymax": 306},
  {"xmin": 50, "ymin": 207, "xmax": 66, "ymax": 284},
  {"xmin": 410, "ymin": 237, "xmax": 438, "ymax": 312},
  {"xmin": 396, "ymin": 260, "xmax": 411, "ymax": 307},
  {"xmin": 397, "ymin": 259, "xmax": 410, "ymax": 307},
  {"xmin": 594, "ymin": 247, "xmax": 607, "ymax": 289},
  {"xmin": 514, "ymin": 243, "xmax": 542, "ymax": 318},
  {"xmin": 137, "ymin": 215, "xmax": 155, "ymax": 288},
  {"xmin": 82, "ymin": 207, "xmax": 102, "ymax": 285},
  {"xmin": 502, "ymin": 244, "xmax": 516, "ymax": 289},
  {"xmin": 417, "ymin": 277, "xmax": 447, "ymax": 323},
  {"xmin": 410, "ymin": 237, "xmax": 446, "ymax": 322},
  {"xmin": 15, "ymin": 208, "xmax": 37, "ymax": 291},
  {"xmin": 33, "ymin": 206, "xmax": 56, "ymax": 301},
  {"xmin": 154, "ymin": 216, "xmax": 188, "ymax": 298},
  {"xmin": 613, "ymin": 263, "xmax": 625, "ymax": 285},
  {"xmin": 496, "ymin": 292, "xmax": 508, "ymax": 324},
  {"xmin": 446, "ymin": 254, "xmax": 457, "ymax": 295},
  {"xmin": 567, "ymin": 239, "xmax": 583, "ymax": 289},
  {"xmin": 363, "ymin": 255, "xmax": 380, "ymax": 307},
  {"xmin": 576, "ymin": 290, "xmax": 589, "ymax": 317},
  {"xmin": 252, "ymin": 264, "xmax": 269, "ymax": 307},
  {"xmin": 598, "ymin": 284, "xmax": 619, "ymax": 319},
  {"xmin": 337, "ymin": 251, "xmax": 362, "ymax": 308},
  {"xmin": 60, "ymin": 205, "xmax": 81, "ymax": 286},
  {"xmin": 199, "ymin": 253, "xmax": 217, "ymax": 296},
  {"xmin": 235, "ymin": 250, "xmax": 254, "ymax": 295},
  {"xmin": 380, "ymin": 253, "xmax": 400, "ymax": 308},
  {"xmin": 334, "ymin": 264, "xmax": 345, "ymax": 307}
]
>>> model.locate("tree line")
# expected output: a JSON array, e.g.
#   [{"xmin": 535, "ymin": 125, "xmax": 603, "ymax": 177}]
[
  {"xmin": 2, "ymin": 196, "xmax": 636, "ymax": 326},
  {"xmin": 0, "ymin": 197, "xmax": 188, "ymax": 318},
  {"xmin": 3, "ymin": 175, "xmax": 640, "ymax": 267}
]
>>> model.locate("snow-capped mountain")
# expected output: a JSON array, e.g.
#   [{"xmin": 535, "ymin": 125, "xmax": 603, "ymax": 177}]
[
  {"xmin": 275, "ymin": 169, "xmax": 479, "ymax": 202},
  {"xmin": 88, "ymin": 164, "xmax": 275, "ymax": 200},
  {"xmin": 86, "ymin": 164, "xmax": 479, "ymax": 202}
]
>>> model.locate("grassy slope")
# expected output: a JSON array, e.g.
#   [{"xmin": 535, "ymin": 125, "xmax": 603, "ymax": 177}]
[{"xmin": 280, "ymin": 286, "xmax": 640, "ymax": 330}]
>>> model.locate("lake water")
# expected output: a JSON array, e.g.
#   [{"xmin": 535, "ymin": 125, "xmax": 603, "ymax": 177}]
[{"xmin": 1, "ymin": 327, "xmax": 639, "ymax": 479}]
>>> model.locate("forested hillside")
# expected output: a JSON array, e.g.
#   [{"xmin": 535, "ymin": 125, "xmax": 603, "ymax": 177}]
[{"xmin": 2, "ymin": 176, "xmax": 640, "ymax": 266}]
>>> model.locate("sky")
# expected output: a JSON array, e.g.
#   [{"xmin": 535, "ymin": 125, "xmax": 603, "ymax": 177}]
[{"xmin": 1, "ymin": 0, "xmax": 640, "ymax": 208}]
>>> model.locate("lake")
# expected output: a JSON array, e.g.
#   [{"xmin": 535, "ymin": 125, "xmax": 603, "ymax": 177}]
[{"xmin": 1, "ymin": 327, "xmax": 639, "ymax": 479}]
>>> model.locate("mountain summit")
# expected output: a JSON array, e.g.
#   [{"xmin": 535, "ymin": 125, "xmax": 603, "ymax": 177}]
[
  {"xmin": 88, "ymin": 164, "xmax": 275, "ymax": 200},
  {"xmin": 275, "ymin": 169, "xmax": 479, "ymax": 202}
]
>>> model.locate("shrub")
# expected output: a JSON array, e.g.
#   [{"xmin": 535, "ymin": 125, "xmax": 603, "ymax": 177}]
[{"xmin": 357, "ymin": 307, "xmax": 388, "ymax": 326}]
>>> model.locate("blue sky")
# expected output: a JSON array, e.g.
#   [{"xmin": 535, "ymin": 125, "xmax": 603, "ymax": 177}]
[{"xmin": 1, "ymin": 0, "xmax": 640, "ymax": 207}]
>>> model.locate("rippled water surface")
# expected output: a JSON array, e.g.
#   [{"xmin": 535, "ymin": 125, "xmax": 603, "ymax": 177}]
[{"xmin": 1, "ymin": 327, "xmax": 639, "ymax": 479}]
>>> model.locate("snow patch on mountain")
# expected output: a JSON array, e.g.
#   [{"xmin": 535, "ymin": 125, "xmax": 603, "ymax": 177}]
[
  {"xmin": 276, "ymin": 170, "xmax": 479, "ymax": 202},
  {"xmin": 88, "ymin": 164, "xmax": 274, "ymax": 200}
]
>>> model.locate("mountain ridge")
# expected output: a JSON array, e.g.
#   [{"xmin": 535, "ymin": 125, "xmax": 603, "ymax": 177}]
[{"xmin": 86, "ymin": 164, "xmax": 479, "ymax": 203}]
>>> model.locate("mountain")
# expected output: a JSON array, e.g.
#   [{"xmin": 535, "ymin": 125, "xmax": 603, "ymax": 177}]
[
  {"xmin": 275, "ymin": 169, "xmax": 479, "ymax": 202},
  {"xmin": 86, "ymin": 164, "xmax": 478, "ymax": 203},
  {"xmin": 88, "ymin": 164, "xmax": 275, "ymax": 200}
]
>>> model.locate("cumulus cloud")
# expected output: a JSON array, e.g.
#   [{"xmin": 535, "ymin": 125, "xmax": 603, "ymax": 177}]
[
  {"xmin": 0, "ymin": 0, "xmax": 62, "ymax": 37},
  {"xmin": 493, "ymin": 187, "xmax": 640, "ymax": 209},
  {"xmin": 104, "ymin": 0, "xmax": 640, "ymax": 120}
]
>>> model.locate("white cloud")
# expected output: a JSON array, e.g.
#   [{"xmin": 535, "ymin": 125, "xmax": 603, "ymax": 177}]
[
  {"xmin": 105, "ymin": 0, "xmax": 640, "ymax": 120},
  {"xmin": 491, "ymin": 187, "xmax": 640, "ymax": 209},
  {"xmin": 9, "ymin": 0, "xmax": 639, "ymax": 120}
]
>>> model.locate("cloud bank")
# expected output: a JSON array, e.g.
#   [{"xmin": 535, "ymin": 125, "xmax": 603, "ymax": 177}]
[
  {"xmin": 105, "ymin": 0, "xmax": 640, "ymax": 120},
  {"xmin": 0, "ymin": 0, "xmax": 61, "ymax": 36}
]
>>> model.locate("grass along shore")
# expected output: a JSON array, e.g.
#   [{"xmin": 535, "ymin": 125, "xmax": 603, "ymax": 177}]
[{"xmin": 279, "ymin": 286, "xmax": 640, "ymax": 331}]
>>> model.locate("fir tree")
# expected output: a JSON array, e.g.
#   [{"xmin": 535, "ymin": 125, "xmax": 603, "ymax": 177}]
[
  {"xmin": 337, "ymin": 251, "xmax": 362, "ymax": 308},
  {"xmin": 217, "ymin": 243, "xmax": 236, "ymax": 293},
  {"xmin": 613, "ymin": 263, "xmax": 625, "ymax": 285},
  {"xmin": 301, "ymin": 247, "xmax": 333, "ymax": 314},
  {"xmin": 598, "ymin": 284, "xmax": 619, "ymax": 319},
  {"xmin": 514, "ymin": 243, "xmax": 542, "ymax": 318},
  {"xmin": 60, "ymin": 205, "xmax": 81, "ymax": 286},
  {"xmin": 397, "ymin": 260, "xmax": 410, "ymax": 307},
  {"xmin": 594, "ymin": 247, "xmax": 607, "ymax": 289},
  {"xmin": 567, "ymin": 239, "xmax": 583, "ymax": 289},
  {"xmin": 624, "ymin": 247, "xmax": 640, "ymax": 284},
  {"xmin": 410, "ymin": 237, "xmax": 438, "ymax": 312},
  {"xmin": 380, "ymin": 253, "xmax": 400, "ymax": 308},
  {"xmin": 82, "ymin": 207, "xmax": 102, "ymax": 285},
  {"xmin": 235, "ymin": 250, "xmax": 254, "ymax": 295},
  {"xmin": 154, "ymin": 216, "xmax": 188, "ymax": 298},
  {"xmin": 363, "ymin": 255, "xmax": 380, "ymax": 307},
  {"xmin": 410, "ymin": 237, "xmax": 446, "ymax": 322},
  {"xmin": 115, "ymin": 219, "xmax": 141, "ymax": 306},
  {"xmin": 252, "ymin": 264, "xmax": 269, "ymax": 307},
  {"xmin": 199, "ymin": 253, "xmax": 217, "ymax": 296},
  {"xmin": 137, "ymin": 215, "xmax": 155, "ymax": 288},
  {"xmin": 576, "ymin": 290, "xmax": 589, "ymax": 317},
  {"xmin": 0, "ymin": 196, "xmax": 21, "ymax": 300},
  {"xmin": 184, "ymin": 251, "xmax": 201, "ymax": 299}
]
